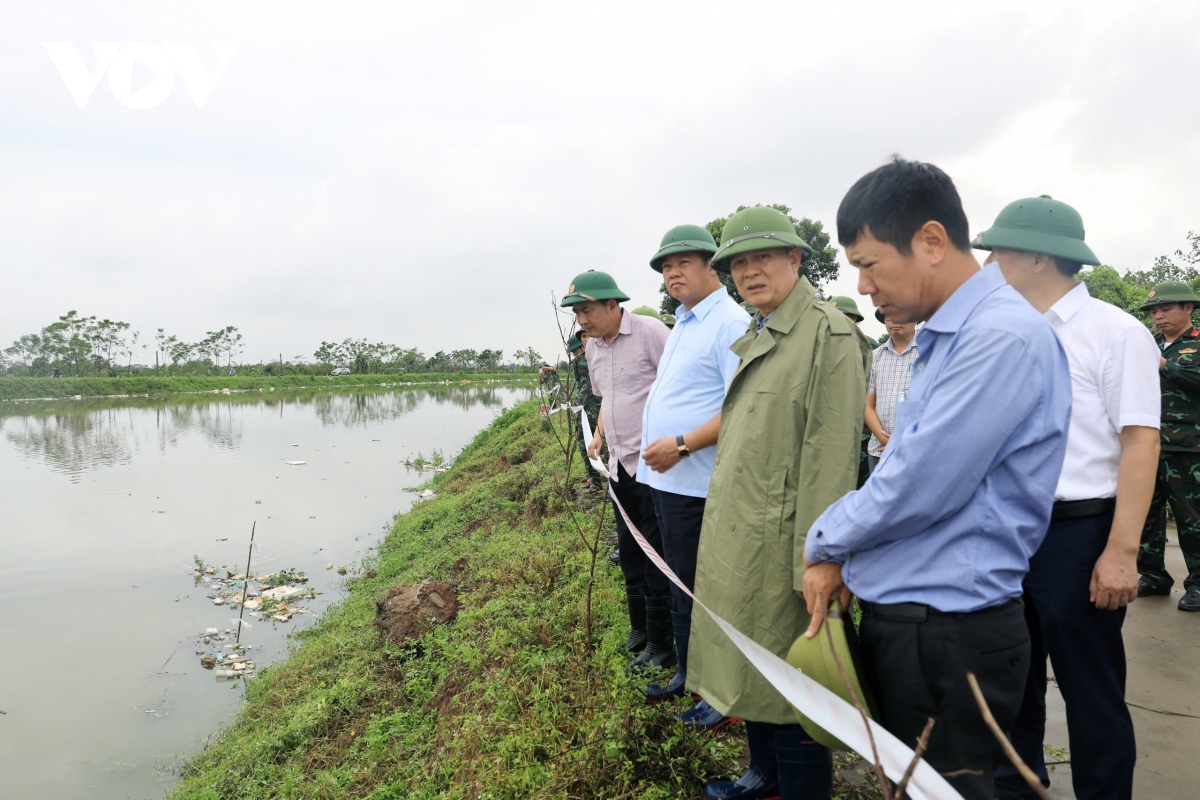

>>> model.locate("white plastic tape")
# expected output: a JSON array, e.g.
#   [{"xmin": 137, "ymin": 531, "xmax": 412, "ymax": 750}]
[{"xmin": 580, "ymin": 411, "xmax": 962, "ymax": 800}]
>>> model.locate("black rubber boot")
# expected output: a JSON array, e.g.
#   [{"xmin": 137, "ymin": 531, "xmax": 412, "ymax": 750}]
[
  {"xmin": 644, "ymin": 609, "xmax": 692, "ymax": 702},
  {"xmin": 628, "ymin": 595, "xmax": 676, "ymax": 672},
  {"xmin": 621, "ymin": 585, "xmax": 647, "ymax": 652}
]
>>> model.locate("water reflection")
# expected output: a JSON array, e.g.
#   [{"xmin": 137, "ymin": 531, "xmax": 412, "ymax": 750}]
[{"xmin": 0, "ymin": 385, "xmax": 528, "ymax": 481}]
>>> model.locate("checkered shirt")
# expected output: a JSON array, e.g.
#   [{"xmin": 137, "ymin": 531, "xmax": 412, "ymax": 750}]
[{"xmin": 867, "ymin": 337, "xmax": 919, "ymax": 456}]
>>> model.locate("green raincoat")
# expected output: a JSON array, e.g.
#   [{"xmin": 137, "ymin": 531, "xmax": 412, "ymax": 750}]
[{"xmin": 686, "ymin": 278, "xmax": 870, "ymax": 724}]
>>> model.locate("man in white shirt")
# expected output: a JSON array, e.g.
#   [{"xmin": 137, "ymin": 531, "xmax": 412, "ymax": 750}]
[{"xmin": 976, "ymin": 195, "xmax": 1161, "ymax": 800}]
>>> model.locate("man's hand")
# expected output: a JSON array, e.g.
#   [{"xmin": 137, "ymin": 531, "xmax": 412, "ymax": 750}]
[
  {"xmin": 1090, "ymin": 544, "xmax": 1139, "ymax": 610},
  {"xmin": 587, "ymin": 431, "xmax": 603, "ymax": 461},
  {"xmin": 801, "ymin": 559, "xmax": 851, "ymax": 639},
  {"xmin": 877, "ymin": 431, "xmax": 890, "ymax": 449},
  {"xmin": 1160, "ymin": 356, "xmax": 1168, "ymax": 371},
  {"xmin": 642, "ymin": 437, "xmax": 682, "ymax": 473}
]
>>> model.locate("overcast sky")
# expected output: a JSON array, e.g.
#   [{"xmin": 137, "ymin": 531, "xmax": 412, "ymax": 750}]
[{"xmin": 4, "ymin": 1, "xmax": 1198, "ymax": 363}]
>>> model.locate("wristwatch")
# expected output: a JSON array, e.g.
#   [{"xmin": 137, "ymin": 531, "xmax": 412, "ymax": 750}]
[{"xmin": 675, "ymin": 435, "xmax": 691, "ymax": 458}]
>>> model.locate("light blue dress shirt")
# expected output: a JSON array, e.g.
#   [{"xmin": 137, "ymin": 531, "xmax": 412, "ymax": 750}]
[
  {"xmin": 805, "ymin": 264, "xmax": 1071, "ymax": 612},
  {"xmin": 637, "ymin": 288, "xmax": 748, "ymax": 497}
]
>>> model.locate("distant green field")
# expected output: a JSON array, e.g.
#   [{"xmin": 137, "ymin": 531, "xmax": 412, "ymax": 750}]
[{"xmin": 0, "ymin": 372, "xmax": 532, "ymax": 401}]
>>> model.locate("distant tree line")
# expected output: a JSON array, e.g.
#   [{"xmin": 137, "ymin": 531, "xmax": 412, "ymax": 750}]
[
  {"xmin": 1079, "ymin": 231, "xmax": 1200, "ymax": 329},
  {"xmin": 3, "ymin": 315, "xmax": 546, "ymax": 378}
]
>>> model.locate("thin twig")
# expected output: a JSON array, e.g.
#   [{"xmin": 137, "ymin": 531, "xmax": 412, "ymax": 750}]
[
  {"xmin": 966, "ymin": 672, "xmax": 1052, "ymax": 800},
  {"xmin": 1126, "ymin": 700, "xmax": 1200, "ymax": 719},
  {"xmin": 940, "ymin": 769, "xmax": 984, "ymax": 778},
  {"xmin": 892, "ymin": 717, "xmax": 934, "ymax": 799},
  {"xmin": 821, "ymin": 592, "xmax": 893, "ymax": 800}
]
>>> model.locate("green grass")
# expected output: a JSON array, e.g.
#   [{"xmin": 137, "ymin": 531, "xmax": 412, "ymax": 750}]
[
  {"xmin": 165, "ymin": 401, "xmax": 882, "ymax": 800},
  {"xmin": 0, "ymin": 373, "xmax": 531, "ymax": 401}
]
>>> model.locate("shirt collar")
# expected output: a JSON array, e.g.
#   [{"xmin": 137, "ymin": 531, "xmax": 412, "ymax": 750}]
[
  {"xmin": 1046, "ymin": 280, "xmax": 1090, "ymax": 324},
  {"xmin": 676, "ymin": 286, "xmax": 725, "ymax": 324},
  {"xmin": 594, "ymin": 309, "xmax": 631, "ymax": 347},
  {"xmin": 886, "ymin": 335, "xmax": 917, "ymax": 355},
  {"xmin": 923, "ymin": 263, "xmax": 1005, "ymax": 335}
]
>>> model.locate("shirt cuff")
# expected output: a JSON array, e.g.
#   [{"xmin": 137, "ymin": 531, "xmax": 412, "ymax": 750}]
[
  {"xmin": 1118, "ymin": 413, "xmax": 1162, "ymax": 430},
  {"xmin": 804, "ymin": 527, "xmax": 846, "ymax": 566}
]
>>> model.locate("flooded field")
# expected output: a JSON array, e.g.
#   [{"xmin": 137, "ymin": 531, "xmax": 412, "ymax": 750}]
[{"xmin": 0, "ymin": 384, "xmax": 532, "ymax": 800}]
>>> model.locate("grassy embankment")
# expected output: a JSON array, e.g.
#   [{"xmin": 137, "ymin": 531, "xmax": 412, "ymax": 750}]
[
  {"xmin": 168, "ymin": 399, "xmax": 741, "ymax": 800},
  {"xmin": 0, "ymin": 372, "xmax": 530, "ymax": 401},
  {"xmin": 167, "ymin": 400, "xmax": 880, "ymax": 800}
]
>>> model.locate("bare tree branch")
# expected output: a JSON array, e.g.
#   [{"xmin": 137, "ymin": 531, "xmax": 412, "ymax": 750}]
[{"xmin": 966, "ymin": 672, "xmax": 1052, "ymax": 800}]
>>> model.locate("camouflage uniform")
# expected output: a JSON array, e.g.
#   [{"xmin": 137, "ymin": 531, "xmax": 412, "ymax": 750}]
[
  {"xmin": 538, "ymin": 367, "xmax": 566, "ymax": 406},
  {"xmin": 1139, "ymin": 325, "xmax": 1200, "ymax": 591},
  {"xmin": 570, "ymin": 352, "xmax": 604, "ymax": 484}
]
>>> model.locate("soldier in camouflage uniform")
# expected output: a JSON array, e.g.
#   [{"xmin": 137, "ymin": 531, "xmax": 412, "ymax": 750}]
[
  {"xmin": 829, "ymin": 295, "xmax": 879, "ymax": 488},
  {"xmin": 1138, "ymin": 281, "xmax": 1200, "ymax": 611},
  {"xmin": 567, "ymin": 333, "xmax": 605, "ymax": 492}
]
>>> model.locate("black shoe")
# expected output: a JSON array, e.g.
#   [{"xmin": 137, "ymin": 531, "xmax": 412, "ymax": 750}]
[
  {"xmin": 701, "ymin": 765, "xmax": 779, "ymax": 800},
  {"xmin": 644, "ymin": 670, "xmax": 689, "ymax": 703},
  {"xmin": 628, "ymin": 595, "xmax": 676, "ymax": 672},
  {"xmin": 607, "ymin": 549, "xmax": 620, "ymax": 566},
  {"xmin": 622, "ymin": 585, "xmax": 647, "ymax": 652},
  {"xmin": 1179, "ymin": 591, "xmax": 1200, "ymax": 612},
  {"xmin": 676, "ymin": 699, "xmax": 739, "ymax": 732},
  {"xmin": 1138, "ymin": 575, "xmax": 1174, "ymax": 597}
]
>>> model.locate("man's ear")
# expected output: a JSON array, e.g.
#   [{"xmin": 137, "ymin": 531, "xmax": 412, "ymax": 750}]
[{"xmin": 916, "ymin": 220, "xmax": 950, "ymax": 267}]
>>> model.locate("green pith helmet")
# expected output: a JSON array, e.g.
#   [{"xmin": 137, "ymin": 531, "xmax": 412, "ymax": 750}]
[
  {"xmin": 661, "ymin": 314, "xmax": 676, "ymax": 327},
  {"xmin": 650, "ymin": 224, "xmax": 719, "ymax": 272},
  {"xmin": 1140, "ymin": 281, "xmax": 1200, "ymax": 311},
  {"xmin": 785, "ymin": 598, "xmax": 879, "ymax": 752},
  {"xmin": 971, "ymin": 195, "xmax": 1100, "ymax": 266},
  {"xmin": 560, "ymin": 270, "xmax": 631, "ymax": 307},
  {"xmin": 829, "ymin": 296, "xmax": 864, "ymax": 322},
  {"xmin": 565, "ymin": 334, "xmax": 582, "ymax": 351},
  {"xmin": 632, "ymin": 305, "xmax": 660, "ymax": 318},
  {"xmin": 712, "ymin": 206, "xmax": 813, "ymax": 273}
]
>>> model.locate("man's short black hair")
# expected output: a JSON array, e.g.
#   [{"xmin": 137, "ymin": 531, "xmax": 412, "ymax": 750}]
[
  {"xmin": 1050, "ymin": 257, "xmax": 1084, "ymax": 277},
  {"xmin": 837, "ymin": 156, "xmax": 971, "ymax": 255}
]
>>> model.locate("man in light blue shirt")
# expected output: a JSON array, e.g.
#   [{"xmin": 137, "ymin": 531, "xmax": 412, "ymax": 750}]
[
  {"xmin": 637, "ymin": 224, "xmax": 747, "ymax": 731},
  {"xmin": 802, "ymin": 158, "xmax": 1071, "ymax": 800}
]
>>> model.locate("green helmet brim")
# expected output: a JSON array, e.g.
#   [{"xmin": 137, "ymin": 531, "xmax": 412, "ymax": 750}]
[
  {"xmin": 712, "ymin": 232, "xmax": 812, "ymax": 273},
  {"xmin": 1140, "ymin": 293, "xmax": 1200, "ymax": 311},
  {"xmin": 972, "ymin": 227, "xmax": 1100, "ymax": 266},
  {"xmin": 560, "ymin": 289, "xmax": 631, "ymax": 307},
  {"xmin": 650, "ymin": 241, "xmax": 719, "ymax": 272},
  {"xmin": 785, "ymin": 599, "xmax": 878, "ymax": 752}
]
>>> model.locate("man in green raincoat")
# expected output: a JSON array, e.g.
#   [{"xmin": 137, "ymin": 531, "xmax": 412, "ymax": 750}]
[{"xmin": 688, "ymin": 207, "xmax": 869, "ymax": 800}]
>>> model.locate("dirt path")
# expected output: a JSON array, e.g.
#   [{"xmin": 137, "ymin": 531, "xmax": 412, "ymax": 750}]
[{"xmin": 1043, "ymin": 536, "xmax": 1199, "ymax": 799}]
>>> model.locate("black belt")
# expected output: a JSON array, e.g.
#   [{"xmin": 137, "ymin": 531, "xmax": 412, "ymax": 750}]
[
  {"xmin": 859, "ymin": 597, "xmax": 1021, "ymax": 623},
  {"xmin": 1051, "ymin": 497, "xmax": 1115, "ymax": 522}
]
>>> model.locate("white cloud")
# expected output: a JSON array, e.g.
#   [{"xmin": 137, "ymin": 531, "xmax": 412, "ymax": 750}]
[{"xmin": 2, "ymin": 1, "xmax": 1196, "ymax": 353}]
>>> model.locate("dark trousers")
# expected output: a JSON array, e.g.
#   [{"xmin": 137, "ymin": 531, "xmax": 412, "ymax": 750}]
[
  {"xmin": 1139, "ymin": 451, "xmax": 1200, "ymax": 591},
  {"xmin": 859, "ymin": 599, "xmax": 1030, "ymax": 800},
  {"xmin": 995, "ymin": 511, "xmax": 1135, "ymax": 800},
  {"xmin": 745, "ymin": 721, "xmax": 833, "ymax": 800},
  {"xmin": 611, "ymin": 462, "xmax": 670, "ymax": 599},
  {"xmin": 649, "ymin": 488, "xmax": 705, "ymax": 675}
]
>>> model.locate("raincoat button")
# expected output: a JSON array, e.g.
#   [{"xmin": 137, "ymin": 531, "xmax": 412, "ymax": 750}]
[
  {"xmin": 735, "ymin": 464, "xmax": 743, "ymax": 473},
  {"xmin": 727, "ymin": 521, "xmax": 736, "ymax": 531}
]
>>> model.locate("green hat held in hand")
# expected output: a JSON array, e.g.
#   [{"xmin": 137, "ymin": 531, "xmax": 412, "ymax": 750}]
[
  {"xmin": 712, "ymin": 206, "xmax": 814, "ymax": 273},
  {"xmin": 560, "ymin": 270, "xmax": 631, "ymax": 307},
  {"xmin": 650, "ymin": 224, "xmax": 719, "ymax": 272},
  {"xmin": 829, "ymin": 296, "xmax": 864, "ymax": 322},
  {"xmin": 1140, "ymin": 281, "xmax": 1200, "ymax": 311},
  {"xmin": 785, "ymin": 598, "xmax": 879, "ymax": 752},
  {"xmin": 971, "ymin": 195, "xmax": 1100, "ymax": 266}
]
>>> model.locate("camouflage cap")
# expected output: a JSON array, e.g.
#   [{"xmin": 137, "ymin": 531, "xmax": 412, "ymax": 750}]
[{"xmin": 1141, "ymin": 281, "xmax": 1200, "ymax": 310}]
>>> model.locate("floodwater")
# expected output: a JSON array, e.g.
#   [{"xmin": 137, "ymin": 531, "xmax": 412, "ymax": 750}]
[{"xmin": 0, "ymin": 384, "xmax": 532, "ymax": 800}]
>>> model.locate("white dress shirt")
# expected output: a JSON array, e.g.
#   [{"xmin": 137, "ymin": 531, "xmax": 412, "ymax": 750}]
[{"xmin": 1046, "ymin": 282, "xmax": 1161, "ymax": 501}]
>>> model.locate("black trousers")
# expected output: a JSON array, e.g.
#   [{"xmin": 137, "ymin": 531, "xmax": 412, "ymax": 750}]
[
  {"xmin": 995, "ymin": 511, "xmax": 1135, "ymax": 800},
  {"xmin": 610, "ymin": 462, "xmax": 670, "ymax": 599},
  {"xmin": 649, "ymin": 488, "xmax": 705, "ymax": 675},
  {"xmin": 859, "ymin": 598, "xmax": 1030, "ymax": 800},
  {"xmin": 744, "ymin": 720, "xmax": 833, "ymax": 800}
]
